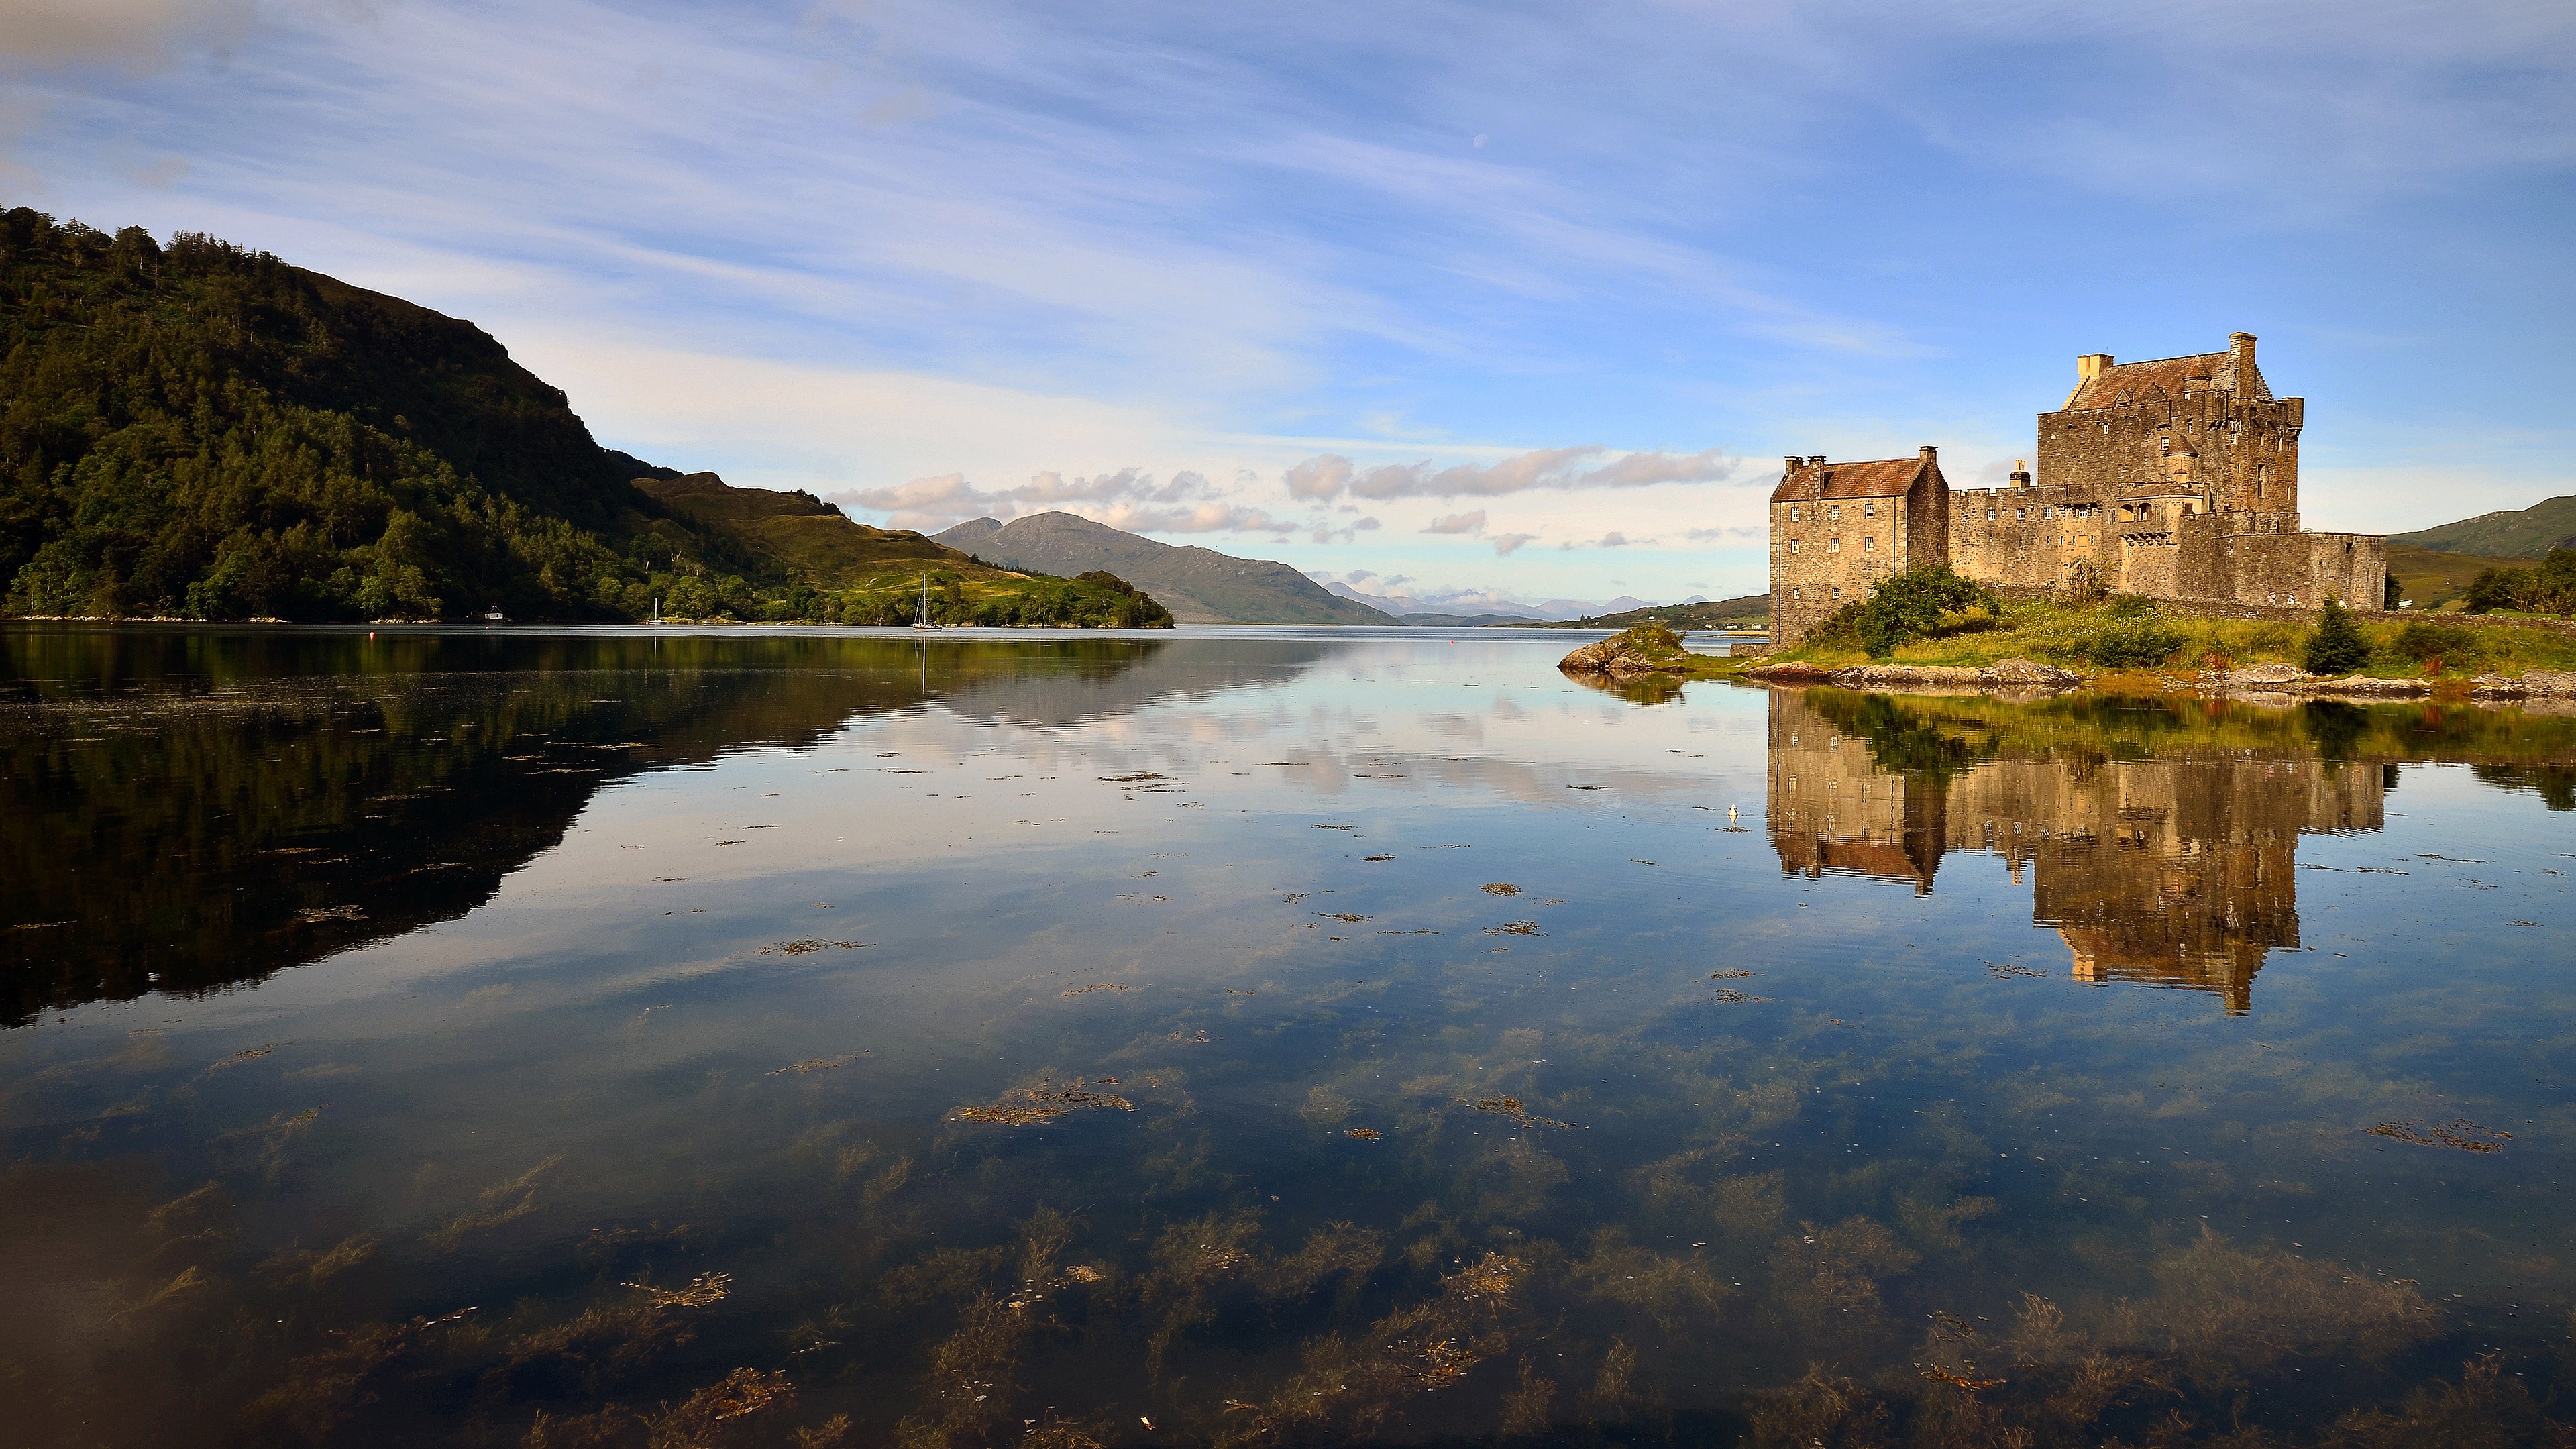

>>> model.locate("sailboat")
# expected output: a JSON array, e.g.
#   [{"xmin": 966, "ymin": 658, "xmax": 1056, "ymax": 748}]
[{"xmin": 910, "ymin": 574, "xmax": 942, "ymax": 632}]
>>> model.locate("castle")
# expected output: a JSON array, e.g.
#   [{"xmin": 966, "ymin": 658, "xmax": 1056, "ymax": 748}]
[{"xmin": 1766, "ymin": 332, "xmax": 2387, "ymax": 647}]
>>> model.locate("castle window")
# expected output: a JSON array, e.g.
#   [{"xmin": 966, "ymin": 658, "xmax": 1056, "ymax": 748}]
[
  {"xmin": 1789, "ymin": 505, "xmax": 1800, "ymax": 521},
  {"xmin": 1862, "ymin": 536, "xmax": 1874, "ymax": 552},
  {"xmin": 1828, "ymin": 505, "xmax": 1841, "ymax": 521},
  {"xmin": 1986, "ymin": 507, "xmax": 1996, "ymax": 521},
  {"xmin": 2015, "ymin": 508, "xmax": 2025, "ymax": 519},
  {"xmin": 1828, "ymin": 538, "xmax": 1841, "ymax": 553},
  {"xmin": 1832, "ymin": 587, "xmax": 1841, "ymax": 598},
  {"xmin": 1788, "ymin": 539, "xmax": 1800, "ymax": 553},
  {"xmin": 1863, "ymin": 502, "xmax": 1875, "ymax": 517}
]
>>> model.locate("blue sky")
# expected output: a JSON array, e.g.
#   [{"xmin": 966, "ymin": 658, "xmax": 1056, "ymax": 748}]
[{"xmin": 7, "ymin": 0, "xmax": 2572, "ymax": 607}]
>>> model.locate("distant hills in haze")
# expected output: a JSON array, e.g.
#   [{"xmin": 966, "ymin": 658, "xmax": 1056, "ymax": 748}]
[
  {"xmin": 2392, "ymin": 495, "xmax": 2576, "ymax": 559},
  {"xmin": 934, "ymin": 513, "xmax": 1398, "ymax": 624}
]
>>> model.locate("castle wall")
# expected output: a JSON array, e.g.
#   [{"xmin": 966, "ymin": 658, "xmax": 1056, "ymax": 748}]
[
  {"xmin": 1948, "ymin": 484, "xmax": 2110, "ymax": 590},
  {"xmin": 2184, "ymin": 525, "xmax": 2387, "ymax": 609}
]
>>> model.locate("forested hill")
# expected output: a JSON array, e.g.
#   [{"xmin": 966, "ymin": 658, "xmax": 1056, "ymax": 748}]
[{"xmin": 0, "ymin": 209, "xmax": 724, "ymax": 621}]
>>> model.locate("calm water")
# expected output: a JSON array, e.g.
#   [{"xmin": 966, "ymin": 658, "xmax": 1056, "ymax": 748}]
[{"xmin": 5, "ymin": 625, "xmax": 2575, "ymax": 1448}]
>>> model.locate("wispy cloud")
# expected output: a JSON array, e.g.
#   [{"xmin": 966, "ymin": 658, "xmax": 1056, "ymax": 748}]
[
  {"xmin": 1422, "ymin": 510, "xmax": 1486, "ymax": 535},
  {"xmin": 1283, "ymin": 446, "xmax": 1740, "ymax": 502}
]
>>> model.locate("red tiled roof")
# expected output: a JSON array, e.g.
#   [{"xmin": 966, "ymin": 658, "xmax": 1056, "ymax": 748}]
[
  {"xmin": 2062, "ymin": 351, "xmax": 2273, "ymax": 411},
  {"xmin": 1768, "ymin": 456, "xmax": 1926, "ymax": 504}
]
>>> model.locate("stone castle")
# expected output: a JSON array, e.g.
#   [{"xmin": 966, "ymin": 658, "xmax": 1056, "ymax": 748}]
[{"xmin": 1766, "ymin": 332, "xmax": 2387, "ymax": 647}]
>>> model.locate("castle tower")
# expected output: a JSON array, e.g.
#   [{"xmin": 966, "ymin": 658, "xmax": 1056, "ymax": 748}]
[{"xmin": 1766, "ymin": 447, "xmax": 1950, "ymax": 647}]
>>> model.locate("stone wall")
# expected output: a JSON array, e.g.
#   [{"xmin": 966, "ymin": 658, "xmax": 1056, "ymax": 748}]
[
  {"xmin": 2037, "ymin": 375, "xmax": 2302, "ymax": 518},
  {"xmin": 1948, "ymin": 484, "xmax": 2106, "ymax": 590}
]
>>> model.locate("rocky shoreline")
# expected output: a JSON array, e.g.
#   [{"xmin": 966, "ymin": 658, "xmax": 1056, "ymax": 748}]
[{"xmin": 1739, "ymin": 657, "xmax": 2081, "ymax": 694}]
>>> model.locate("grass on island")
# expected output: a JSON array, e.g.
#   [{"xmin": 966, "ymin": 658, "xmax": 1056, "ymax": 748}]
[{"xmin": 1661, "ymin": 586, "xmax": 2576, "ymax": 690}]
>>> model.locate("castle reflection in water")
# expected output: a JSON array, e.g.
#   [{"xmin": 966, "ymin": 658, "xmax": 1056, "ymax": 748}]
[{"xmin": 1765, "ymin": 688, "xmax": 2385, "ymax": 1012}]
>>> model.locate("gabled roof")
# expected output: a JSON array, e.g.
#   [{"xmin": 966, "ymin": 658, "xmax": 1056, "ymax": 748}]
[
  {"xmin": 1769, "ymin": 456, "xmax": 1931, "ymax": 505},
  {"xmin": 2061, "ymin": 351, "xmax": 2273, "ymax": 411}
]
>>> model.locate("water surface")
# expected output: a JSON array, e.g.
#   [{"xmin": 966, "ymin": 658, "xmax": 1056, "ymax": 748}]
[{"xmin": 6, "ymin": 625, "xmax": 2575, "ymax": 1447}]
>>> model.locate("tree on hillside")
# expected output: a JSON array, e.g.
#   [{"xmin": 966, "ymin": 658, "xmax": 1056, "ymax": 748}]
[{"xmin": 2302, "ymin": 598, "xmax": 2369, "ymax": 676}]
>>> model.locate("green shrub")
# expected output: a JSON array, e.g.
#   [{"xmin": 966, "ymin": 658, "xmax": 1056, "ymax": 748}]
[
  {"xmin": 2392, "ymin": 619, "xmax": 2474, "ymax": 665},
  {"xmin": 2084, "ymin": 623, "xmax": 2187, "ymax": 669},
  {"xmin": 2302, "ymin": 599, "xmax": 2369, "ymax": 675},
  {"xmin": 2105, "ymin": 594, "xmax": 2156, "ymax": 620},
  {"xmin": 1850, "ymin": 565, "xmax": 1999, "ymax": 659}
]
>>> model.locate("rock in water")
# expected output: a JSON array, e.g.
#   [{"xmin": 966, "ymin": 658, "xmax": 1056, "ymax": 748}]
[
  {"xmin": 1988, "ymin": 657, "xmax": 2080, "ymax": 689},
  {"xmin": 1559, "ymin": 625, "xmax": 1689, "ymax": 677}
]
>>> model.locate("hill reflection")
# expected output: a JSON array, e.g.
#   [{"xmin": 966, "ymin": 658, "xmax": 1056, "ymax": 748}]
[
  {"xmin": 0, "ymin": 629, "xmax": 1323, "ymax": 1023},
  {"xmin": 1764, "ymin": 686, "xmax": 2570, "ymax": 1012}
]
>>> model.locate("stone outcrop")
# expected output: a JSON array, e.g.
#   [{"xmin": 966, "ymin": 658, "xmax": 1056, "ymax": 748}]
[
  {"xmin": 2469, "ymin": 669, "xmax": 2576, "ymax": 699},
  {"xmin": 1988, "ymin": 657, "xmax": 2082, "ymax": 688},
  {"xmin": 1558, "ymin": 636, "xmax": 1685, "ymax": 677},
  {"xmin": 1741, "ymin": 661, "xmax": 1835, "ymax": 682},
  {"xmin": 2220, "ymin": 663, "xmax": 2308, "ymax": 690},
  {"xmin": 1744, "ymin": 656, "xmax": 2078, "ymax": 694},
  {"xmin": 2302, "ymin": 674, "xmax": 2428, "ymax": 698}
]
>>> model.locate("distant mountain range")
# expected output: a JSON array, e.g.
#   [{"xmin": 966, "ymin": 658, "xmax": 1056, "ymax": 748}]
[
  {"xmin": 934, "ymin": 513, "xmax": 1397, "ymax": 624},
  {"xmin": 1324, "ymin": 581, "xmax": 1668, "ymax": 622},
  {"xmin": 2393, "ymin": 495, "xmax": 2576, "ymax": 559}
]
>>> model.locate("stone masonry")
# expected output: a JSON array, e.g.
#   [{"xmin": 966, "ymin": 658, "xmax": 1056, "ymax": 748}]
[{"xmin": 1768, "ymin": 333, "xmax": 2386, "ymax": 647}]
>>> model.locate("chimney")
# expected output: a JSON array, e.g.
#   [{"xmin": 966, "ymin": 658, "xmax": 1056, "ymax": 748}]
[
  {"xmin": 2009, "ymin": 458, "xmax": 2031, "ymax": 488},
  {"xmin": 1784, "ymin": 455, "xmax": 1802, "ymax": 478},
  {"xmin": 2078, "ymin": 353, "xmax": 2113, "ymax": 381},
  {"xmin": 2229, "ymin": 331, "xmax": 2255, "ymax": 384},
  {"xmin": 1810, "ymin": 455, "xmax": 1826, "ymax": 467},
  {"xmin": 1919, "ymin": 445, "xmax": 1937, "ymax": 471}
]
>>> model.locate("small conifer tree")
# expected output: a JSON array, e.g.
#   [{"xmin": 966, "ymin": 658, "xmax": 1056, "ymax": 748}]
[{"xmin": 2302, "ymin": 598, "xmax": 2368, "ymax": 676}]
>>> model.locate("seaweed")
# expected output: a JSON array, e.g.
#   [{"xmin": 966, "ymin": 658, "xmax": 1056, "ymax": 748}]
[
  {"xmin": 623, "ymin": 1272, "xmax": 731, "ymax": 1308},
  {"xmin": 760, "ymin": 939, "xmax": 861, "ymax": 955},
  {"xmin": 770, "ymin": 1053, "xmax": 868, "ymax": 1075},
  {"xmin": 1059, "ymin": 983, "xmax": 1135, "ymax": 997},
  {"xmin": 2367, "ymin": 1118, "xmax": 2509, "ymax": 1152},
  {"xmin": 953, "ymin": 1081, "xmax": 1135, "ymax": 1125},
  {"xmin": 429, "ymin": 1153, "xmax": 565, "ymax": 1250},
  {"xmin": 1345, "ymin": 1127, "xmax": 1383, "ymax": 1142}
]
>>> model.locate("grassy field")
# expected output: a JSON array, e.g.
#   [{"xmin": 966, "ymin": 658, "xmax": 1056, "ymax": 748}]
[
  {"xmin": 1675, "ymin": 596, "xmax": 2576, "ymax": 686},
  {"xmin": 2383, "ymin": 542, "xmax": 2530, "ymax": 610}
]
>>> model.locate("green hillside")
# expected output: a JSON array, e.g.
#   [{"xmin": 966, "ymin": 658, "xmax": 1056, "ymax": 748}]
[
  {"xmin": 0, "ymin": 210, "xmax": 1170, "ymax": 627},
  {"xmin": 1502, "ymin": 593, "xmax": 1769, "ymax": 629},
  {"xmin": 2391, "ymin": 495, "xmax": 2576, "ymax": 559},
  {"xmin": 2383, "ymin": 542, "xmax": 2531, "ymax": 611},
  {"xmin": 635, "ymin": 474, "xmax": 1170, "ymax": 627},
  {"xmin": 0, "ymin": 209, "xmax": 693, "ymax": 621}
]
